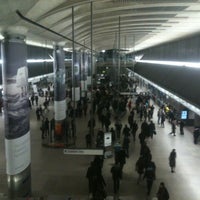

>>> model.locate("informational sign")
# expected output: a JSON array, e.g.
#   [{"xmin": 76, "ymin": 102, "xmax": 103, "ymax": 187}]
[
  {"xmin": 181, "ymin": 110, "xmax": 188, "ymax": 119},
  {"xmin": 63, "ymin": 148, "xmax": 104, "ymax": 155},
  {"xmin": 104, "ymin": 132, "xmax": 112, "ymax": 147}
]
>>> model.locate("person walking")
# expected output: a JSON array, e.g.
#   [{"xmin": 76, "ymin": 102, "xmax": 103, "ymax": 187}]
[
  {"xmin": 131, "ymin": 120, "xmax": 138, "ymax": 142},
  {"xmin": 149, "ymin": 120, "xmax": 156, "ymax": 139},
  {"xmin": 44, "ymin": 117, "xmax": 50, "ymax": 138},
  {"xmin": 179, "ymin": 120, "xmax": 185, "ymax": 135},
  {"xmin": 160, "ymin": 111, "xmax": 165, "ymax": 128},
  {"xmin": 143, "ymin": 157, "xmax": 156, "ymax": 196},
  {"xmin": 135, "ymin": 155, "xmax": 145, "ymax": 184},
  {"xmin": 111, "ymin": 162, "xmax": 122, "ymax": 197},
  {"xmin": 156, "ymin": 182, "xmax": 170, "ymax": 200},
  {"xmin": 169, "ymin": 149, "xmax": 176, "ymax": 173},
  {"xmin": 193, "ymin": 127, "xmax": 200, "ymax": 144},
  {"xmin": 170, "ymin": 120, "xmax": 176, "ymax": 136},
  {"xmin": 122, "ymin": 135, "xmax": 130, "ymax": 157}
]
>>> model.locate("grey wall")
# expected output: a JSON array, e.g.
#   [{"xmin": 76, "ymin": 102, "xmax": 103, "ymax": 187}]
[
  {"xmin": 0, "ymin": 45, "xmax": 72, "ymax": 83},
  {"xmin": 138, "ymin": 34, "xmax": 200, "ymax": 62},
  {"xmin": 134, "ymin": 33, "xmax": 200, "ymax": 109},
  {"xmin": 135, "ymin": 62, "xmax": 200, "ymax": 108}
]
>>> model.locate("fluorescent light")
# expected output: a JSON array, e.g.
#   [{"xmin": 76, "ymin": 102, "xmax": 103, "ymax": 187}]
[
  {"xmin": 0, "ymin": 58, "xmax": 71, "ymax": 64},
  {"xmin": 26, "ymin": 40, "xmax": 53, "ymax": 49},
  {"xmin": 0, "ymin": 34, "xmax": 4, "ymax": 40},
  {"xmin": 137, "ymin": 59, "xmax": 200, "ymax": 69},
  {"xmin": 135, "ymin": 73, "xmax": 200, "ymax": 116},
  {"xmin": 28, "ymin": 73, "xmax": 54, "ymax": 82},
  {"xmin": 27, "ymin": 59, "xmax": 53, "ymax": 63}
]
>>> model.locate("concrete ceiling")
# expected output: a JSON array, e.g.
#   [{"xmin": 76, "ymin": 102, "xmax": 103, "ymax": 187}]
[{"xmin": 1, "ymin": 0, "xmax": 200, "ymax": 52}]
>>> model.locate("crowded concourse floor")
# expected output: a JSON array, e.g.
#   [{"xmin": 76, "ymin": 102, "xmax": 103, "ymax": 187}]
[{"xmin": 0, "ymin": 88, "xmax": 200, "ymax": 200}]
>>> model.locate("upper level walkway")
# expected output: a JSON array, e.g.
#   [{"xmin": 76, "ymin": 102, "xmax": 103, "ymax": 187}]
[{"xmin": 0, "ymin": 87, "xmax": 200, "ymax": 200}]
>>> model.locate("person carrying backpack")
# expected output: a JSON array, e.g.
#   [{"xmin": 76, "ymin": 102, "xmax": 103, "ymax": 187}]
[
  {"xmin": 143, "ymin": 158, "xmax": 156, "ymax": 196},
  {"xmin": 135, "ymin": 156, "xmax": 145, "ymax": 184}
]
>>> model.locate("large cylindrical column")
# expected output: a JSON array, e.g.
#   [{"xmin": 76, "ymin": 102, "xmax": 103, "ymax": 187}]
[
  {"xmin": 87, "ymin": 53, "xmax": 92, "ymax": 87},
  {"xmin": 80, "ymin": 50, "xmax": 87, "ymax": 97},
  {"xmin": 72, "ymin": 50, "xmax": 81, "ymax": 102},
  {"xmin": 1, "ymin": 30, "xmax": 31, "ymax": 198},
  {"xmin": 53, "ymin": 45, "xmax": 66, "ymax": 140}
]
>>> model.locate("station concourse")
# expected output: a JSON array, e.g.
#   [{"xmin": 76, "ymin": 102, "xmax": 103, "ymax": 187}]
[
  {"xmin": 0, "ymin": 86, "xmax": 200, "ymax": 200},
  {"xmin": 1, "ymin": 1, "xmax": 200, "ymax": 200}
]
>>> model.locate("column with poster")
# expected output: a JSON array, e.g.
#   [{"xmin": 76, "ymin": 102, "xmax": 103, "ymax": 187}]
[
  {"xmin": 53, "ymin": 44, "xmax": 66, "ymax": 142},
  {"xmin": 72, "ymin": 50, "xmax": 81, "ymax": 102},
  {"xmin": 80, "ymin": 50, "xmax": 88, "ymax": 98},
  {"xmin": 1, "ymin": 30, "xmax": 31, "ymax": 198}
]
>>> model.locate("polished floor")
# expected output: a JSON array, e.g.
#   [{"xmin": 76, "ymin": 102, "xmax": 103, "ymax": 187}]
[{"xmin": 0, "ymin": 88, "xmax": 200, "ymax": 200}]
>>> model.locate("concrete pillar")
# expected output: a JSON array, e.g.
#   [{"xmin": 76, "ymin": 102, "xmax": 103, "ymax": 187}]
[
  {"xmin": 87, "ymin": 52, "xmax": 92, "ymax": 88},
  {"xmin": 1, "ymin": 28, "xmax": 31, "ymax": 198},
  {"xmin": 72, "ymin": 50, "xmax": 80, "ymax": 102},
  {"xmin": 80, "ymin": 51, "xmax": 87, "ymax": 97},
  {"xmin": 53, "ymin": 44, "xmax": 66, "ymax": 140}
]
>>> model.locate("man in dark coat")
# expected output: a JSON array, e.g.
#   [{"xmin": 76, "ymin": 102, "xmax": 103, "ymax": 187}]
[
  {"xmin": 169, "ymin": 149, "xmax": 176, "ymax": 173},
  {"xmin": 143, "ymin": 158, "xmax": 156, "ymax": 196},
  {"xmin": 149, "ymin": 120, "xmax": 156, "ymax": 139},
  {"xmin": 131, "ymin": 120, "xmax": 138, "ymax": 141},
  {"xmin": 111, "ymin": 162, "xmax": 122, "ymax": 195},
  {"xmin": 179, "ymin": 120, "xmax": 185, "ymax": 135},
  {"xmin": 156, "ymin": 182, "xmax": 170, "ymax": 200}
]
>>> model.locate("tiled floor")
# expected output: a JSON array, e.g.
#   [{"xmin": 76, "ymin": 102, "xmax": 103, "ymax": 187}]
[{"xmin": 0, "ymin": 91, "xmax": 200, "ymax": 200}]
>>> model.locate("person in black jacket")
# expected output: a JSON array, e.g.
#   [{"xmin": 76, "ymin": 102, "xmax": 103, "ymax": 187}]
[
  {"xmin": 193, "ymin": 127, "xmax": 200, "ymax": 144},
  {"xmin": 135, "ymin": 156, "xmax": 145, "ymax": 184},
  {"xmin": 111, "ymin": 162, "xmax": 122, "ymax": 195},
  {"xmin": 149, "ymin": 120, "xmax": 156, "ymax": 139},
  {"xmin": 156, "ymin": 182, "xmax": 170, "ymax": 200},
  {"xmin": 169, "ymin": 149, "xmax": 176, "ymax": 173},
  {"xmin": 131, "ymin": 120, "xmax": 138, "ymax": 142},
  {"xmin": 143, "ymin": 158, "xmax": 156, "ymax": 196}
]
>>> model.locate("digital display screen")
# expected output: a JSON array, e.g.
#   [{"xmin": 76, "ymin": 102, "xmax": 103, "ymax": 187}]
[{"xmin": 181, "ymin": 110, "xmax": 188, "ymax": 119}]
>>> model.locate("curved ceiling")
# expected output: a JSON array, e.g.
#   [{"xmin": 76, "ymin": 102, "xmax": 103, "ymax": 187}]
[{"xmin": 1, "ymin": 0, "xmax": 200, "ymax": 51}]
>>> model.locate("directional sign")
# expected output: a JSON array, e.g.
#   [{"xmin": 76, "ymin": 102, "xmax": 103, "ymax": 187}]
[{"xmin": 63, "ymin": 148, "xmax": 104, "ymax": 155}]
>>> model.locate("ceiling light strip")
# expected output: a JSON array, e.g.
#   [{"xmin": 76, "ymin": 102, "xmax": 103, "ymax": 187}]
[{"xmin": 137, "ymin": 59, "xmax": 200, "ymax": 68}]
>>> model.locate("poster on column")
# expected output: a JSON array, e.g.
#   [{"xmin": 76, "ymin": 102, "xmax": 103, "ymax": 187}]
[
  {"xmin": 54, "ymin": 100, "xmax": 66, "ymax": 121},
  {"xmin": 87, "ymin": 76, "xmax": 91, "ymax": 85},
  {"xmin": 72, "ymin": 87, "xmax": 80, "ymax": 101},
  {"xmin": 54, "ymin": 68, "xmax": 66, "ymax": 101},
  {"xmin": 2, "ymin": 40, "xmax": 30, "ymax": 140},
  {"xmin": 5, "ymin": 132, "xmax": 31, "ymax": 175},
  {"xmin": 84, "ymin": 52, "xmax": 88, "ymax": 78},
  {"xmin": 81, "ymin": 80, "xmax": 87, "ymax": 91}
]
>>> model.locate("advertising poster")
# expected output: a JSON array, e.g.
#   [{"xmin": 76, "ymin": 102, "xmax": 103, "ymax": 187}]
[
  {"xmin": 2, "ymin": 39, "xmax": 30, "ymax": 140},
  {"xmin": 53, "ymin": 46, "xmax": 66, "ymax": 102},
  {"xmin": 54, "ymin": 100, "xmax": 66, "ymax": 121},
  {"xmin": 5, "ymin": 132, "xmax": 31, "ymax": 175},
  {"xmin": 104, "ymin": 132, "xmax": 112, "ymax": 147}
]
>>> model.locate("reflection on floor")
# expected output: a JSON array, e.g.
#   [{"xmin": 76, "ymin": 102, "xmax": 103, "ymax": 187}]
[{"xmin": 0, "ymin": 90, "xmax": 200, "ymax": 200}]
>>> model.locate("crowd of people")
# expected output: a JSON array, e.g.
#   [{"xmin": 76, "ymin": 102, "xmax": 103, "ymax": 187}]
[
  {"xmin": 30, "ymin": 81, "xmax": 192, "ymax": 200},
  {"xmin": 84, "ymin": 89, "xmax": 176, "ymax": 200}
]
